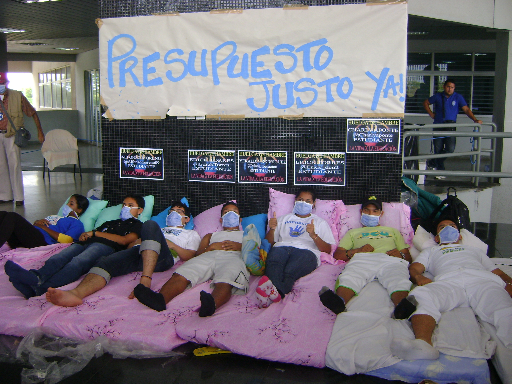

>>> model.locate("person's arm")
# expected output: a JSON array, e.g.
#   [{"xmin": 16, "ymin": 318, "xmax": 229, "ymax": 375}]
[
  {"xmin": 91, "ymin": 231, "xmax": 139, "ymax": 246},
  {"xmin": 423, "ymin": 99, "xmax": 435, "ymax": 119},
  {"xmin": 265, "ymin": 212, "xmax": 277, "ymax": 245},
  {"xmin": 305, "ymin": 219, "xmax": 331, "ymax": 253},
  {"xmin": 409, "ymin": 262, "xmax": 432, "ymax": 286},
  {"xmin": 386, "ymin": 248, "xmax": 412, "ymax": 263},
  {"xmin": 32, "ymin": 223, "xmax": 61, "ymax": 241},
  {"xmin": 333, "ymin": 244, "xmax": 375, "ymax": 261},
  {"xmin": 461, "ymin": 105, "xmax": 483, "ymax": 124},
  {"xmin": 32, "ymin": 112, "xmax": 44, "ymax": 143},
  {"xmin": 492, "ymin": 268, "xmax": 512, "ymax": 297},
  {"xmin": 167, "ymin": 239, "xmax": 196, "ymax": 261}
]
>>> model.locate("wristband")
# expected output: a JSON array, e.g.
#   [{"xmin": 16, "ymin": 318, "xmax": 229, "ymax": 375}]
[
  {"xmin": 92, "ymin": 230, "xmax": 96, "ymax": 237},
  {"xmin": 399, "ymin": 251, "xmax": 407, "ymax": 260},
  {"xmin": 141, "ymin": 275, "xmax": 152, "ymax": 280}
]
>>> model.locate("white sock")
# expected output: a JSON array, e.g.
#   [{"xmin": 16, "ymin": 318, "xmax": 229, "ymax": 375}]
[
  {"xmin": 391, "ymin": 338, "xmax": 439, "ymax": 360},
  {"xmin": 255, "ymin": 288, "xmax": 272, "ymax": 308}
]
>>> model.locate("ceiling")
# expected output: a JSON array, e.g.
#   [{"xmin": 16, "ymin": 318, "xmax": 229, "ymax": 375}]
[{"xmin": 0, "ymin": 0, "xmax": 498, "ymax": 58}]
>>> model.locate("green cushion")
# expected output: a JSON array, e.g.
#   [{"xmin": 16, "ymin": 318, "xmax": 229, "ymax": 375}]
[
  {"xmin": 58, "ymin": 196, "xmax": 108, "ymax": 232},
  {"xmin": 94, "ymin": 195, "xmax": 154, "ymax": 228}
]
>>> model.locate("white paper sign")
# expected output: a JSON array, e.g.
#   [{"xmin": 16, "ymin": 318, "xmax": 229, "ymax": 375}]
[{"xmin": 99, "ymin": 4, "xmax": 407, "ymax": 119}]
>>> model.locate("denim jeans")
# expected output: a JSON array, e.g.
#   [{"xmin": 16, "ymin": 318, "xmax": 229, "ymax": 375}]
[
  {"xmin": 33, "ymin": 242, "xmax": 116, "ymax": 295},
  {"xmin": 431, "ymin": 127, "xmax": 456, "ymax": 170},
  {"xmin": 90, "ymin": 220, "xmax": 175, "ymax": 283},
  {"xmin": 265, "ymin": 246, "xmax": 318, "ymax": 296}
]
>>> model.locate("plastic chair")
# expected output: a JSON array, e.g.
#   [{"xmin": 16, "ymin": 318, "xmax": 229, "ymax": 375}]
[{"xmin": 41, "ymin": 129, "xmax": 82, "ymax": 182}]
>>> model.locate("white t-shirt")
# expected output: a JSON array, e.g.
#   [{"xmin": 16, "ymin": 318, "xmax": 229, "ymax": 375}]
[
  {"xmin": 414, "ymin": 243, "xmax": 497, "ymax": 279},
  {"xmin": 273, "ymin": 213, "xmax": 336, "ymax": 260},
  {"xmin": 161, "ymin": 227, "xmax": 201, "ymax": 252},
  {"xmin": 209, "ymin": 230, "xmax": 244, "ymax": 255}
]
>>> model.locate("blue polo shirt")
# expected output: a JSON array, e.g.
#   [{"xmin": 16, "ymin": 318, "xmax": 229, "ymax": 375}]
[
  {"xmin": 428, "ymin": 92, "xmax": 467, "ymax": 124},
  {"xmin": 35, "ymin": 216, "xmax": 85, "ymax": 245}
]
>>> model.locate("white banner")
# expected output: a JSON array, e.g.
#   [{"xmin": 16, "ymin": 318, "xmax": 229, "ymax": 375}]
[{"xmin": 99, "ymin": 4, "xmax": 407, "ymax": 119}]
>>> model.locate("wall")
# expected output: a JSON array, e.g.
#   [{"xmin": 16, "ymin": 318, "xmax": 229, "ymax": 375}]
[
  {"xmin": 75, "ymin": 49, "xmax": 99, "ymax": 141},
  {"xmin": 24, "ymin": 110, "xmax": 79, "ymax": 139}
]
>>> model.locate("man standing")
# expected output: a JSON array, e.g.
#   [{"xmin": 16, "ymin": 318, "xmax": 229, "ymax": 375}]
[
  {"xmin": 423, "ymin": 79, "xmax": 482, "ymax": 176},
  {"xmin": 0, "ymin": 72, "xmax": 45, "ymax": 206}
]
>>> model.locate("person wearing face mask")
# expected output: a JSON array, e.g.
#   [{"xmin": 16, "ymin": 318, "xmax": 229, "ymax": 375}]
[
  {"xmin": 256, "ymin": 187, "xmax": 336, "ymax": 309},
  {"xmin": 5, "ymin": 195, "xmax": 144, "ymax": 299},
  {"xmin": 319, "ymin": 196, "xmax": 412, "ymax": 315},
  {"xmin": 0, "ymin": 194, "xmax": 89, "ymax": 249},
  {"xmin": 0, "ymin": 72, "xmax": 45, "ymax": 206},
  {"xmin": 391, "ymin": 216, "xmax": 512, "ymax": 360},
  {"xmin": 134, "ymin": 201, "xmax": 248, "ymax": 317},
  {"xmin": 45, "ymin": 201, "xmax": 201, "ymax": 308}
]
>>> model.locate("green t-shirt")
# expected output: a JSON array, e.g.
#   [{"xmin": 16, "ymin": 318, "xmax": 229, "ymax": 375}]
[{"xmin": 338, "ymin": 226, "xmax": 408, "ymax": 254}]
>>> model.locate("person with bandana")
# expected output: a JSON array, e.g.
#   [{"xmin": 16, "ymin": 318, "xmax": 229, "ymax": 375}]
[
  {"xmin": 0, "ymin": 72, "xmax": 45, "ymax": 206},
  {"xmin": 0, "ymin": 194, "xmax": 89, "ymax": 249},
  {"xmin": 134, "ymin": 201, "xmax": 247, "ymax": 317},
  {"xmin": 319, "ymin": 196, "xmax": 412, "ymax": 315},
  {"xmin": 391, "ymin": 216, "xmax": 512, "ymax": 360},
  {"xmin": 256, "ymin": 187, "xmax": 336, "ymax": 309},
  {"xmin": 44, "ymin": 201, "xmax": 200, "ymax": 308},
  {"xmin": 4, "ymin": 195, "xmax": 144, "ymax": 299}
]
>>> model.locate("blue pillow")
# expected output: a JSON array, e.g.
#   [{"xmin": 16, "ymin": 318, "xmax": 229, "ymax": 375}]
[
  {"xmin": 150, "ymin": 197, "xmax": 194, "ymax": 230},
  {"xmin": 241, "ymin": 213, "xmax": 267, "ymax": 240}
]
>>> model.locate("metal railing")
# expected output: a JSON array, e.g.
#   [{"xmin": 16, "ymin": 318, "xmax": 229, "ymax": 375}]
[{"xmin": 402, "ymin": 122, "xmax": 512, "ymax": 186}]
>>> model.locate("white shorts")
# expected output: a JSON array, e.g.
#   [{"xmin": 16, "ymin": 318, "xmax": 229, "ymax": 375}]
[
  {"xmin": 175, "ymin": 250, "xmax": 250, "ymax": 295},
  {"xmin": 336, "ymin": 253, "xmax": 411, "ymax": 296}
]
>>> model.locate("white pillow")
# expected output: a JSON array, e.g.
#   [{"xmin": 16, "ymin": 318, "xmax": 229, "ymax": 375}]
[{"xmin": 413, "ymin": 225, "xmax": 488, "ymax": 253}]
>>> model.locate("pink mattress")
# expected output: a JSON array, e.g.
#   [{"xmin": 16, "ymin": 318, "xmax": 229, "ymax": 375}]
[{"xmin": 0, "ymin": 244, "xmax": 344, "ymax": 365}]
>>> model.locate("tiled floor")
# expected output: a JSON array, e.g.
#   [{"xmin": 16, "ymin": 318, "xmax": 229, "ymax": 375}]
[{"xmin": 0, "ymin": 142, "xmax": 507, "ymax": 383}]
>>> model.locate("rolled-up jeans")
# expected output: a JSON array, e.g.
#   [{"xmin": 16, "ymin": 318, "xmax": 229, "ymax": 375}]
[
  {"xmin": 89, "ymin": 220, "xmax": 175, "ymax": 284},
  {"xmin": 32, "ymin": 242, "xmax": 116, "ymax": 295}
]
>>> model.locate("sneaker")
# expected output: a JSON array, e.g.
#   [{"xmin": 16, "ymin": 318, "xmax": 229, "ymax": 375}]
[{"xmin": 435, "ymin": 176, "xmax": 446, "ymax": 180}]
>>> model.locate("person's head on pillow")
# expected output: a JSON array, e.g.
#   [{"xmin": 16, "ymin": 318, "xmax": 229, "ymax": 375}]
[
  {"xmin": 165, "ymin": 201, "xmax": 191, "ymax": 228},
  {"xmin": 120, "ymin": 195, "xmax": 145, "ymax": 221},
  {"xmin": 433, "ymin": 216, "xmax": 462, "ymax": 245},
  {"xmin": 360, "ymin": 195, "xmax": 383, "ymax": 227},
  {"xmin": 293, "ymin": 186, "xmax": 317, "ymax": 217},
  {"xmin": 64, "ymin": 194, "xmax": 89, "ymax": 218},
  {"xmin": 221, "ymin": 201, "xmax": 241, "ymax": 229}
]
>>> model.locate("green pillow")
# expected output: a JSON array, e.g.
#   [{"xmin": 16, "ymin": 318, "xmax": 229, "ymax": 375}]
[
  {"xmin": 58, "ymin": 196, "xmax": 108, "ymax": 232},
  {"xmin": 94, "ymin": 195, "xmax": 154, "ymax": 228}
]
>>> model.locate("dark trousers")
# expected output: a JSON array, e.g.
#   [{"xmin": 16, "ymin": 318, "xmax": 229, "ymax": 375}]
[
  {"xmin": 430, "ymin": 127, "xmax": 456, "ymax": 170},
  {"xmin": 0, "ymin": 211, "xmax": 46, "ymax": 249}
]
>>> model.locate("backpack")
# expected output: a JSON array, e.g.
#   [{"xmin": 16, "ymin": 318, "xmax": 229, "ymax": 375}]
[{"xmin": 424, "ymin": 187, "xmax": 471, "ymax": 233}]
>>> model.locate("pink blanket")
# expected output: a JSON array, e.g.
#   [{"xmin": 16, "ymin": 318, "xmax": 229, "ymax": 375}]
[{"xmin": 0, "ymin": 244, "xmax": 344, "ymax": 365}]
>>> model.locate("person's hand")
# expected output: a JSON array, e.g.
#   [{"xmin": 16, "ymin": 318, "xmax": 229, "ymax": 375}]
[
  {"xmin": 269, "ymin": 212, "xmax": 277, "ymax": 230},
  {"xmin": 306, "ymin": 219, "xmax": 316, "ymax": 237},
  {"xmin": 359, "ymin": 244, "xmax": 374, "ymax": 253},
  {"xmin": 221, "ymin": 240, "xmax": 241, "ymax": 251},
  {"xmin": 207, "ymin": 242, "xmax": 224, "ymax": 251},
  {"xmin": 415, "ymin": 275, "xmax": 432, "ymax": 286},
  {"xmin": 33, "ymin": 219, "xmax": 50, "ymax": 227},
  {"xmin": 79, "ymin": 232, "xmax": 91, "ymax": 242},
  {"xmin": 128, "ymin": 238, "xmax": 141, "ymax": 249},
  {"xmin": 475, "ymin": 119, "xmax": 483, "ymax": 124},
  {"xmin": 386, "ymin": 248, "xmax": 401, "ymax": 258},
  {"xmin": 38, "ymin": 131, "xmax": 45, "ymax": 144}
]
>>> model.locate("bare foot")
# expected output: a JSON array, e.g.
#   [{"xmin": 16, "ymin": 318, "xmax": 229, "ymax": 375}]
[{"xmin": 46, "ymin": 287, "xmax": 83, "ymax": 307}]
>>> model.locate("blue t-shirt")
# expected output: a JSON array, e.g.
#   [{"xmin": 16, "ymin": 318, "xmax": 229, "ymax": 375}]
[
  {"xmin": 428, "ymin": 92, "xmax": 467, "ymax": 123},
  {"xmin": 35, "ymin": 217, "xmax": 85, "ymax": 245}
]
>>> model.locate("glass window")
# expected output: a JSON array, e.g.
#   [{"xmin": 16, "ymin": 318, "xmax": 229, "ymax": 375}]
[
  {"xmin": 39, "ymin": 85, "xmax": 44, "ymax": 108},
  {"xmin": 472, "ymin": 76, "xmax": 494, "ymax": 115},
  {"xmin": 405, "ymin": 75, "xmax": 430, "ymax": 113},
  {"xmin": 434, "ymin": 76, "xmax": 471, "ymax": 99},
  {"xmin": 407, "ymin": 53, "xmax": 432, "ymax": 72},
  {"xmin": 474, "ymin": 53, "xmax": 495, "ymax": 71},
  {"xmin": 38, "ymin": 65, "xmax": 72, "ymax": 109},
  {"xmin": 434, "ymin": 53, "xmax": 472, "ymax": 72},
  {"xmin": 43, "ymin": 84, "xmax": 52, "ymax": 108}
]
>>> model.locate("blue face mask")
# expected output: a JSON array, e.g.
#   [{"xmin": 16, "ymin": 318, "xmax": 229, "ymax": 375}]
[
  {"xmin": 438, "ymin": 225, "xmax": 460, "ymax": 244},
  {"xmin": 62, "ymin": 205, "xmax": 73, "ymax": 218},
  {"xmin": 222, "ymin": 211, "xmax": 240, "ymax": 228},
  {"xmin": 293, "ymin": 201, "xmax": 313, "ymax": 216},
  {"xmin": 0, "ymin": 85, "xmax": 5, "ymax": 94},
  {"xmin": 166, "ymin": 211, "xmax": 184, "ymax": 227},
  {"xmin": 120, "ymin": 206, "xmax": 135, "ymax": 221},
  {"xmin": 361, "ymin": 213, "xmax": 380, "ymax": 227}
]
